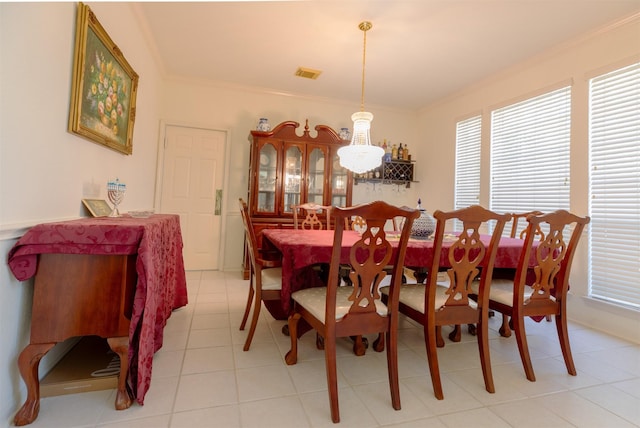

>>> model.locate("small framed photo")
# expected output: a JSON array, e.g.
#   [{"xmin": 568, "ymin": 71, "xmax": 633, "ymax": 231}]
[
  {"xmin": 82, "ymin": 199, "xmax": 112, "ymax": 217},
  {"xmin": 68, "ymin": 2, "xmax": 139, "ymax": 155}
]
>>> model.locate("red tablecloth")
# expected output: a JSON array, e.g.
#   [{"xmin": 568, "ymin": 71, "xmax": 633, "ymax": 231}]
[
  {"xmin": 7, "ymin": 214, "xmax": 188, "ymax": 405},
  {"xmin": 262, "ymin": 229, "xmax": 526, "ymax": 313}
]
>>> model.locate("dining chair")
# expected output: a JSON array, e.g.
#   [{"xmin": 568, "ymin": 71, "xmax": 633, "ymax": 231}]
[
  {"xmin": 385, "ymin": 205, "xmax": 510, "ymax": 399},
  {"xmin": 238, "ymin": 198, "xmax": 283, "ymax": 351},
  {"xmin": 473, "ymin": 210, "xmax": 590, "ymax": 381},
  {"xmin": 292, "ymin": 202, "xmax": 332, "ymax": 230},
  {"xmin": 509, "ymin": 210, "xmax": 544, "ymax": 239},
  {"xmin": 284, "ymin": 201, "xmax": 419, "ymax": 423},
  {"xmin": 498, "ymin": 210, "xmax": 548, "ymax": 334}
]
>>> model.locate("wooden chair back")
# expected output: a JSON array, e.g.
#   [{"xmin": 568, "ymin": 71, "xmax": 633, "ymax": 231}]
[
  {"xmin": 509, "ymin": 210, "xmax": 543, "ymax": 238},
  {"xmin": 515, "ymin": 210, "xmax": 589, "ymax": 316},
  {"xmin": 292, "ymin": 202, "xmax": 331, "ymax": 230}
]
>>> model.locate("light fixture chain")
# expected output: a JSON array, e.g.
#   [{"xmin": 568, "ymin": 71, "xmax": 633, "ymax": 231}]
[
  {"xmin": 360, "ymin": 23, "xmax": 368, "ymax": 111},
  {"xmin": 360, "ymin": 23, "xmax": 367, "ymax": 111}
]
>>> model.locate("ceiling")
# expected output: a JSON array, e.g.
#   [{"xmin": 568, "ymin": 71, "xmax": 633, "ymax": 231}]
[{"xmin": 133, "ymin": 1, "xmax": 640, "ymax": 111}]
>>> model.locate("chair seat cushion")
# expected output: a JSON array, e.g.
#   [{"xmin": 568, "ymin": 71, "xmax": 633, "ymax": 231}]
[
  {"xmin": 260, "ymin": 267, "xmax": 283, "ymax": 290},
  {"xmin": 291, "ymin": 286, "xmax": 388, "ymax": 323},
  {"xmin": 380, "ymin": 283, "xmax": 450, "ymax": 314},
  {"xmin": 470, "ymin": 278, "xmax": 534, "ymax": 306}
]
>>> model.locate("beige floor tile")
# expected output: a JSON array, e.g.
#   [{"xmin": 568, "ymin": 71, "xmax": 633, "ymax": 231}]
[
  {"xmin": 236, "ymin": 364, "xmax": 296, "ymax": 402},
  {"xmin": 181, "ymin": 346, "xmax": 234, "ymax": 374},
  {"xmin": 169, "ymin": 404, "xmax": 241, "ymax": 428},
  {"xmin": 239, "ymin": 396, "xmax": 310, "ymax": 428},
  {"xmin": 174, "ymin": 370, "xmax": 238, "ymax": 411}
]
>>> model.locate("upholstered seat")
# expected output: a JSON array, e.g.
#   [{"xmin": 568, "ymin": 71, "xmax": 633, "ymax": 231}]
[{"xmin": 291, "ymin": 286, "xmax": 388, "ymax": 323}]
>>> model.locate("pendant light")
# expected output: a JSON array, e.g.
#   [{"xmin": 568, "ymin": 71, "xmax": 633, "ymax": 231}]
[{"xmin": 337, "ymin": 21, "xmax": 384, "ymax": 174}]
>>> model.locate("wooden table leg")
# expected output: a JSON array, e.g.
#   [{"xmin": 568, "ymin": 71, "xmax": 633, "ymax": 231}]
[
  {"xmin": 413, "ymin": 268, "xmax": 428, "ymax": 284},
  {"xmin": 106, "ymin": 337, "xmax": 133, "ymax": 410},
  {"xmin": 14, "ymin": 342, "xmax": 56, "ymax": 426}
]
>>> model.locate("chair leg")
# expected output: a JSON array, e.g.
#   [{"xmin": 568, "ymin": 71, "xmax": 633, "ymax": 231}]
[
  {"xmin": 385, "ymin": 329, "xmax": 401, "ymax": 411},
  {"xmin": 284, "ymin": 313, "xmax": 301, "ymax": 365},
  {"xmin": 353, "ymin": 336, "xmax": 367, "ymax": 356},
  {"xmin": 435, "ymin": 326, "xmax": 445, "ymax": 348},
  {"xmin": 498, "ymin": 313, "xmax": 512, "ymax": 338},
  {"xmin": 239, "ymin": 282, "xmax": 254, "ymax": 331},
  {"xmin": 425, "ymin": 325, "xmax": 444, "ymax": 400},
  {"xmin": 373, "ymin": 332, "xmax": 385, "ymax": 352},
  {"xmin": 555, "ymin": 313, "xmax": 576, "ymax": 376},
  {"xmin": 242, "ymin": 289, "xmax": 261, "ymax": 351},
  {"xmin": 476, "ymin": 316, "xmax": 495, "ymax": 393},
  {"xmin": 448, "ymin": 325, "xmax": 462, "ymax": 342},
  {"xmin": 324, "ymin": 334, "xmax": 340, "ymax": 423},
  {"xmin": 512, "ymin": 314, "xmax": 535, "ymax": 382},
  {"xmin": 316, "ymin": 333, "xmax": 324, "ymax": 350}
]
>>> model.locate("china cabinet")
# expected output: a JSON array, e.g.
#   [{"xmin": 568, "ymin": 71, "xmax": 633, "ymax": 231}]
[{"xmin": 244, "ymin": 120, "xmax": 353, "ymax": 279}]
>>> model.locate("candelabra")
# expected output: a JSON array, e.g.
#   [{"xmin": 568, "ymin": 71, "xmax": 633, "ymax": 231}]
[{"xmin": 107, "ymin": 179, "xmax": 126, "ymax": 217}]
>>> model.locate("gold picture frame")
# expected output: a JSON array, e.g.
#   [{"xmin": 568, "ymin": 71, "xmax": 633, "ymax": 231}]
[
  {"xmin": 68, "ymin": 2, "xmax": 139, "ymax": 155},
  {"xmin": 82, "ymin": 199, "xmax": 112, "ymax": 217}
]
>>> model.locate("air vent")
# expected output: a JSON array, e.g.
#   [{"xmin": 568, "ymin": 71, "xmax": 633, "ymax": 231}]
[{"xmin": 294, "ymin": 67, "xmax": 322, "ymax": 80}]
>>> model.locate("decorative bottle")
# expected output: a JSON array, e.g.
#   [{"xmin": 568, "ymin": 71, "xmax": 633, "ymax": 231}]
[
  {"xmin": 392, "ymin": 144, "xmax": 398, "ymax": 160},
  {"xmin": 384, "ymin": 140, "xmax": 392, "ymax": 162},
  {"xmin": 410, "ymin": 198, "xmax": 436, "ymax": 240},
  {"xmin": 398, "ymin": 143, "xmax": 404, "ymax": 161}
]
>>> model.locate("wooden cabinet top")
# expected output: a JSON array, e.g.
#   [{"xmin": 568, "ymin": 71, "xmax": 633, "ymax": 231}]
[{"xmin": 250, "ymin": 120, "xmax": 346, "ymax": 146}]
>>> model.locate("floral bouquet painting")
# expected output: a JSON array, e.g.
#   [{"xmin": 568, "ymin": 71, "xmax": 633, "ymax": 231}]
[{"xmin": 68, "ymin": 2, "xmax": 138, "ymax": 155}]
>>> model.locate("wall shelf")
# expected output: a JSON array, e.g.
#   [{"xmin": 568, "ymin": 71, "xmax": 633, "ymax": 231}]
[{"xmin": 353, "ymin": 159, "xmax": 417, "ymax": 188}]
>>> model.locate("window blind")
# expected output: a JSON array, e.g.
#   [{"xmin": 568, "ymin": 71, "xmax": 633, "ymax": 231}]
[
  {"xmin": 589, "ymin": 61, "xmax": 640, "ymax": 309},
  {"xmin": 455, "ymin": 115, "xmax": 481, "ymax": 210},
  {"xmin": 490, "ymin": 86, "xmax": 571, "ymax": 237}
]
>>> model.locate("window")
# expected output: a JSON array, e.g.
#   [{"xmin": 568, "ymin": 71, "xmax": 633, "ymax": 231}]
[
  {"xmin": 454, "ymin": 115, "xmax": 481, "ymax": 210},
  {"xmin": 490, "ymin": 86, "xmax": 571, "ymax": 237},
  {"xmin": 589, "ymin": 61, "xmax": 640, "ymax": 309}
]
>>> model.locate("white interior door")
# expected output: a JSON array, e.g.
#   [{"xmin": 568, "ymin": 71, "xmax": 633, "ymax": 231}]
[{"xmin": 160, "ymin": 125, "xmax": 226, "ymax": 270}]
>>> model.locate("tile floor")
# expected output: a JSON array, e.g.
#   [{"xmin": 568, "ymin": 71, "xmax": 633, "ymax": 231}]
[{"xmin": 22, "ymin": 270, "xmax": 640, "ymax": 427}]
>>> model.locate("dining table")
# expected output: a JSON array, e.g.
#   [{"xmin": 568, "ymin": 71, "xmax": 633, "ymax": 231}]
[{"xmin": 261, "ymin": 228, "xmax": 527, "ymax": 316}]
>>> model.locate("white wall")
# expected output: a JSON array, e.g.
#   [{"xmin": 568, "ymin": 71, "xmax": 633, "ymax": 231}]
[
  {"xmin": 0, "ymin": 2, "xmax": 165, "ymax": 425},
  {"xmin": 415, "ymin": 15, "xmax": 640, "ymax": 343}
]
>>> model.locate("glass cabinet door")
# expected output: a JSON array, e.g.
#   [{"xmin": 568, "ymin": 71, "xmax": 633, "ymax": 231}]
[
  {"xmin": 331, "ymin": 154, "xmax": 349, "ymax": 207},
  {"xmin": 256, "ymin": 143, "xmax": 277, "ymax": 213},
  {"xmin": 307, "ymin": 147, "xmax": 326, "ymax": 205},
  {"xmin": 283, "ymin": 145, "xmax": 302, "ymax": 213}
]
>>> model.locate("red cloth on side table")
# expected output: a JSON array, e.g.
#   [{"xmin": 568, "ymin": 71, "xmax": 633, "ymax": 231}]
[{"xmin": 7, "ymin": 214, "xmax": 188, "ymax": 405}]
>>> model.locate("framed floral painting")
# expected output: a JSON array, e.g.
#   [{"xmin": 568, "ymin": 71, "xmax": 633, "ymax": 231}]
[{"xmin": 68, "ymin": 2, "xmax": 139, "ymax": 155}]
